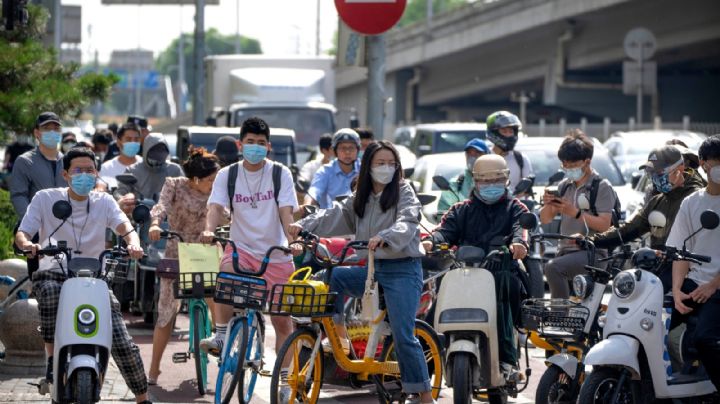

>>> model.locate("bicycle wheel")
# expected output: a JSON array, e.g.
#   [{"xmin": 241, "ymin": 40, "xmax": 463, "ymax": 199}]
[
  {"xmin": 237, "ymin": 312, "xmax": 265, "ymax": 403},
  {"xmin": 270, "ymin": 328, "xmax": 323, "ymax": 404},
  {"xmin": 190, "ymin": 302, "xmax": 210, "ymax": 395},
  {"xmin": 215, "ymin": 317, "xmax": 249, "ymax": 404},
  {"xmin": 377, "ymin": 320, "xmax": 444, "ymax": 402}
]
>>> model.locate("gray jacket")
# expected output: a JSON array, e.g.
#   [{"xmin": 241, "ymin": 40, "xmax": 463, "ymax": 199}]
[
  {"xmin": 117, "ymin": 133, "xmax": 183, "ymax": 201},
  {"xmin": 299, "ymin": 181, "xmax": 424, "ymax": 260},
  {"xmin": 9, "ymin": 147, "xmax": 66, "ymax": 218}
]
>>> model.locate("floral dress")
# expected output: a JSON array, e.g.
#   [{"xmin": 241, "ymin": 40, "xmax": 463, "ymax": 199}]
[{"xmin": 151, "ymin": 177, "xmax": 211, "ymax": 327}]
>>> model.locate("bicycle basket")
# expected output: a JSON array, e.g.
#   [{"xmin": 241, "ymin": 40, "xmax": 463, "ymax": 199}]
[
  {"xmin": 174, "ymin": 272, "xmax": 217, "ymax": 299},
  {"xmin": 213, "ymin": 272, "xmax": 268, "ymax": 310},
  {"xmin": 104, "ymin": 257, "xmax": 131, "ymax": 284},
  {"xmin": 267, "ymin": 283, "xmax": 337, "ymax": 317},
  {"xmin": 521, "ymin": 298, "xmax": 590, "ymax": 338}
]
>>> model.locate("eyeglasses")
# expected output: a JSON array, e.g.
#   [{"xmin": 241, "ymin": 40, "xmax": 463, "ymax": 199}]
[{"xmin": 68, "ymin": 167, "xmax": 97, "ymax": 175}]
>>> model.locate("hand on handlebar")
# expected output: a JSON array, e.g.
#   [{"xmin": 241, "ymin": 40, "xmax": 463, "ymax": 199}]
[
  {"xmin": 422, "ymin": 240, "xmax": 433, "ymax": 252},
  {"xmin": 368, "ymin": 235, "xmax": 385, "ymax": 251},
  {"xmin": 21, "ymin": 243, "xmax": 41, "ymax": 258},
  {"xmin": 510, "ymin": 243, "xmax": 527, "ymax": 260},
  {"xmin": 200, "ymin": 230, "xmax": 215, "ymax": 244},
  {"xmin": 288, "ymin": 223, "xmax": 303, "ymax": 239},
  {"xmin": 148, "ymin": 224, "xmax": 162, "ymax": 241},
  {"xmin": 126, "ymin": 244, "xmax": 144, "ymax": 260}
]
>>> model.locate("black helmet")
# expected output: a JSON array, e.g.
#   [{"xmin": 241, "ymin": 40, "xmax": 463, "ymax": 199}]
[
  {"xmin": 631, "ymin": 247, "xmax": 659, "ymax": 270},
  {"xmin": 486, "ymin": 111, "xmax": 522, "ymax": 151}
]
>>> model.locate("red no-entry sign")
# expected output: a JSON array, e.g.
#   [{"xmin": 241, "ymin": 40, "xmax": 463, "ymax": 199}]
[{"xmin": 334, "ymin": 0, "xmax": 407, "ymax": 36}]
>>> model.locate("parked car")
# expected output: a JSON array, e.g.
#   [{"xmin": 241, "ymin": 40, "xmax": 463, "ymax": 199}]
[
  {"xmin": 393, "ymin": 125, "xmax": 416, "ymax": 148},
  {"xmin": 409, "ymin": 122, "xmax": 487, "ymax": 157},
  {"xmin": 176, "ymin": 126, "xmax": 299, "ymax": 173},
  {"xmin": 410, "ymin": 152, "xmax": 466, "ymax": 222},
  {"xmin": 164, "ymin": 133, "xmax": 178, "ymax": 161},
  {"xmin": 603, "ymin": 130, "xmax": 705, "ymax": 182}
]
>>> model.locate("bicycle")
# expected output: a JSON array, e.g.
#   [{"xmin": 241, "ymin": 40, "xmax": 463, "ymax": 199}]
[
  {"xmin": 268, "ymin": 231, "xmax": 444, "ymax": 404},
  {"xmin": 212, "ymin": 236, "xmax": 290, "ymax": 404},
  {"xmin": 146, "ymin": 230, "xmax": 215, "ymax": 396}
]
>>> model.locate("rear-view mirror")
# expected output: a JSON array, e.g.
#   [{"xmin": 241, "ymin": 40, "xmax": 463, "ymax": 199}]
[
  {"xmin": 417, "ymin": 193, "xmax": 437, "ymax": 206},
  {"xmin": 700, "ymin": 210, "xmax": 720, "ymax": 230},
  {"xmin": 403, "ymin": 167, "xmax": 415, "ymax": 178},
  {"xmin": 515, "ymin": 178, "xmax": 534, "ymax": 195},
  {"xmin": 432, "ymin": 175, "xmax": 451, "ymax": 191},
  {"xmin": 132, "ymin": 204, "xmax": 151, "ymax": 224},
  {"xmin": 548, "ymin": 171, "xmax": 565, "ymax": 185},
  {"xmin": 52, "ymin": 200, "xmax": 72, "ymax": 221},
  {"xmin": 631, "ymin": 172, "xmax": 642, "ymax": 189},
  {"xmin": 116, "ymin": 174, "xmax": 137, "ymax": 186},
  {"xmin": 519, "ymin": 212, "xmax": 538, "ymax": 230}
]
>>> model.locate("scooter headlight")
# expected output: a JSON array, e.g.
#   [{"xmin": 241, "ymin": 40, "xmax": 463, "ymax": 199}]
[
  {"xmin": 78, "ymin": 308, "xmax": 95, "ymax": 325},
  {"xmin": 573, "ymin": 275, "xmax": 593, "ymax": 299},
  {"xmin": 613, "ymin": 272, "xmax": 636, "ymax": 299}
]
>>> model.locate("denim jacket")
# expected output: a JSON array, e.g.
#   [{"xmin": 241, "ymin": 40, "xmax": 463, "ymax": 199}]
[{"xmin": 298, "ymin": 181, "xmax": 424, "ymax": 260}]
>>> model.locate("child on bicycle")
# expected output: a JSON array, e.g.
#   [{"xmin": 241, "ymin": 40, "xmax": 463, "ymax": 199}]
[{"xmin": 289, "ymin": 141, "xmax": 436, "ymax": 403}]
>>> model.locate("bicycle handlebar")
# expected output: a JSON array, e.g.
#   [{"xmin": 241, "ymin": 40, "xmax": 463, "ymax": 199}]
[
  {"xmin": 160, "ymin": 230, "xmax": 184, "ymax": 242},
  {"xmin": 212, "ymin": 236, "xmax": 291, "ymax": 277},
  {"xmin": 296, "ymin": 230, "xmax": 368, "ymax": 267}
]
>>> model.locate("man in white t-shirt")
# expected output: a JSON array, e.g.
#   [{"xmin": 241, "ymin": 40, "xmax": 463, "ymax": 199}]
[
  {"xmin": 15, "ymin": 147, "xmax": 151, "ymax": 404},
  {"xmin": 486, "ymin": 110, "xmax": 533, "ymax": 193},
  {"xmin": 666, "ymin": 135, "xmax": 720, "ymax": 390},
  {"xmin": 99, "ymin": 122, "xmax": 142, "ymax": 190},
  {"xmin": 298, "ymin": 133, "xmax": 334, "ymax": 184},
  {"xmin": 200, "ymin": 117, "xmax": 298, "ymax": 357}
]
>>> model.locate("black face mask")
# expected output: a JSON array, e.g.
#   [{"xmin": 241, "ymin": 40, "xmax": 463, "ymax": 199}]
[{"xmin": 146, "ymin": 145, "xmax": 169, "ymax": 168}]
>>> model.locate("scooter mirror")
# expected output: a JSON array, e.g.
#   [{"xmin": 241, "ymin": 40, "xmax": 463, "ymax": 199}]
[
  {"xmin": 51, "ymin": 200, "xmax": 72, "ymax": 221},
  {"xmin": 417, "ymin": 193, "xmax": 437, "ymax": 206},
  {"xmin": 648, "ymin": 210, "xmax": 667, "ymax": 228},
  {"xmin": 577, "ymin": 194, "xmax": 590, "ymax": 211},
  {"xmin": 432, "ymin": 175, "xmax": 451, "ymax": 191},
  {"xmin": 132, "ymin": 204, "xmax": 151, "ymax": 224},
  {"xmin": 116, "ymin": 173, "xmax": 137, "ymax": 186},
  {"xmin": 519, "ymin": 212, "xmax": 538, "ymax": 230},
  {"xmin": 700, "ymin": 210, "xmax": 720, "ymax": 230},
  {"xmin": 456, "ymin": 246, "xmax": 486, "ymax": 265},
  {"xmin": 403, "ymin": 167, "xmax": 415, "ymax": 178},
  {"xmin": 514, "ymin": 178, "xmax": 533, "ymax": 195},
  {"xmin": 548, "ymin": 170, "xmax": 565, "ymax": 185}
]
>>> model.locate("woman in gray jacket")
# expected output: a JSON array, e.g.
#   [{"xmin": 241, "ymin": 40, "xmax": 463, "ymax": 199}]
[{"xmin": 289, "ymin": 140, "xmax": 434, "ymax": 403}]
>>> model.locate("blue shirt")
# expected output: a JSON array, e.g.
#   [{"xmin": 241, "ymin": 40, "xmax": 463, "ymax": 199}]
[{"xmin": 308, "ymin": 159, "xmax": 360, "ymax": 209}]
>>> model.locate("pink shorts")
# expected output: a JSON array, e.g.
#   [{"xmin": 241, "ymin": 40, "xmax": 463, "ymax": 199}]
[{"xmin": 220, "ymin": 246, "xmax": 294, "ymax": 291}]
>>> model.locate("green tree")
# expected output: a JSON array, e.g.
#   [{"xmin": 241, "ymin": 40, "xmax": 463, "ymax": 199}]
[
  {"xmin": 0, "ymin": 4, "xmax": 119, "ymax": 141},
  {"xmin": 397, "ymin": 0, "xmax": 470, "ymax": 28},
  {"xmin": 156, "ymin": 28, "xmax": 262, "ymax": 91}
]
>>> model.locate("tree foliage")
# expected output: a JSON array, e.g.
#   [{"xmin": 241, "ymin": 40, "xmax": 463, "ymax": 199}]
[
  {"xmin": 156, "ymin": 28, "xmax": 262, "ymax": 90},
  {"xmin": 397, "ymin": 0, "xmax": 470, "ymax": 28},
  {"xmin": 0, "ymin": 5, "xmax": 119, "ymax": 140}
]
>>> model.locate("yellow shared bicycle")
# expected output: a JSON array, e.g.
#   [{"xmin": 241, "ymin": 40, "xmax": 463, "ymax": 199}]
[{"xmin": 267, "ymin": 232, "xmax": 444, "ymax": 404}]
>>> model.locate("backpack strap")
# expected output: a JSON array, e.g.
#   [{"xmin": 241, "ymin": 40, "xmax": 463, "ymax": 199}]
[
  {"xmin": 271, "ymin": 161, "xmax": 282, "ymax": 206},
  {"xmin": 227, "ymin": 162, "xmax": 238, "ymax": 214},
  {"xmin": 588, "ymin": 177, "xmax": 601, "ymax": 216},
  {"xmin": 513, "ymin": 150, "xmax": 525, "ymax": 172}
]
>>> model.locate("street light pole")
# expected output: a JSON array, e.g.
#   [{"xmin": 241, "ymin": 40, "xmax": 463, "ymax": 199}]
[
  {"xmin": 193, "ymin": 0, "xmax": 206, "ymax": 125},
  {"xmin": 366, "ymin": 34, "xmax": 386, "ymax": 139}
]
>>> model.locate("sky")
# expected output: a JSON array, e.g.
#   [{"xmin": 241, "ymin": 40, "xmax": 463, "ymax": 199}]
[{"xmin": 61, "ymin": 0, "xmax": 340, "ymax": 64}]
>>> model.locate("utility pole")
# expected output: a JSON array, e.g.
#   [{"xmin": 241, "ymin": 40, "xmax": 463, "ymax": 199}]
[
  {"xmin": 366, "ymin": 35, "xmax": 386, "ymax": 139},
  {"xmin": 315, "ymin": 0, "xmax": 321, "ymax": 56},
  {"xmin": 235, "ymin": 0, "xmax": 241, "ymax": 54},
  {"xmin": 193, "ymin": 0, "xmax": 206, "ymax": 125}
]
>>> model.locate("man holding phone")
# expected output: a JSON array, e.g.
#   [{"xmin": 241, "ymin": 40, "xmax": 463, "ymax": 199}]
[{"xmin": 539, "ymin": 130, "xmax": 616, "ymax": 298}]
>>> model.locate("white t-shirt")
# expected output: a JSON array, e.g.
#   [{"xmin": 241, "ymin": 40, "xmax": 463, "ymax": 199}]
[
  {"xmin": 504, "ymin": 151, "xmax": 534, "ymax": 192},
  {"xmin": 207, "ymin": 161, "xmax": 298, "ymax": 263},
  {"xmin": 18, "ymin": 188, "xmax": 129, "ymax": 273},
  {"xmin": 99, "ymin": 156, "xmax": 141, "ymax": 189},
  {"xmin": 666, "ymin": 189, "xmax": 720, "ymax": 285},
  {"xmin": 299, "ymin": 158, "xmax": 324, "ymax": 183}
]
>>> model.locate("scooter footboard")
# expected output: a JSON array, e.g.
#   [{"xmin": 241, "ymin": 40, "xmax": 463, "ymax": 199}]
[{"xmin": 584, "ymin": 335, "xmax": 640, "ymax": 378}]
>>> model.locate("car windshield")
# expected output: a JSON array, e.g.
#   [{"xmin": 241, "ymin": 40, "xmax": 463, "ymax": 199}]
[
  {"xmin": 516, "ymin": 147, "xmax": 626, "ymax": 186},
  {"xmin": 234, "ymin": 108, "xmax": 334, "ymax": 147},
  {"xmin": 186, "ymin": 132, "xmax": 295, "ymax": 166},
  {"xmin": 435, "ymin": 131, "xmax": 486, "ymax": 153}
]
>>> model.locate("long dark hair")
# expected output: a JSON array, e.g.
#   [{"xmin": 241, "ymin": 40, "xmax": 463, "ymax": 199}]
[{"xmin": 353, "ymin": 140, "xmax": 403, "ymax": 218}]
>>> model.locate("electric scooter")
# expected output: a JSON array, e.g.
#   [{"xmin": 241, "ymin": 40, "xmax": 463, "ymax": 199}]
[
  {"xmin": 30, "ymin": 200, "xmax": 134, "ymax": 403},
  {"xmin": 432, "ymin": 212, "xmax": 537, "ymax": 404},
  {"xmin": 579, "ymin": 209, "xmax": 720, "ymax": 403}
]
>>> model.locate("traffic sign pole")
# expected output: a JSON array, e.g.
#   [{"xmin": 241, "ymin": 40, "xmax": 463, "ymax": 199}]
[
  {"xmin": 637, "ymin": 50, "xmax": 643, "ymax": 124},
  {"xmin": 367, "ymin": 35, "xmax": 385, "ymax": 139}
]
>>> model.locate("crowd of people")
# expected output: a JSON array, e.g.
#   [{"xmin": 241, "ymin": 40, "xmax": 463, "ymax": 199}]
[{"xmin": 4, "ymin": 108, "xmax": 720, "ymax": 402}]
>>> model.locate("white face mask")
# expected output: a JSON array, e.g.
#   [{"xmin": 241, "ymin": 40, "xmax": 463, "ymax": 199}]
[
  {"xmin": 710, "ymin": 165, "xmax": 720, "ymax": 184},
  {"xmin": 371, "ymin": 165, "xmax": 396, "ymax": 185}
]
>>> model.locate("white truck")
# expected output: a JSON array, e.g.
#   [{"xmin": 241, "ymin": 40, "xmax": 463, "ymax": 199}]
[{"xmin": 205, "ymin": 55, "xmax": 336, "ymax": 154}]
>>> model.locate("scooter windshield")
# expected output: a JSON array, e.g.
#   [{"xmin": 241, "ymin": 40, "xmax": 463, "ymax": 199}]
[{"xmin": 67, "ymin": 257, "xmax": 101, "ymax": 275}]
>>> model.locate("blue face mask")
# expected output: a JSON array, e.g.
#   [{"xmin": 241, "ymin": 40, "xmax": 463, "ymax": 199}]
[
  {"xmin": 70, "ymin": 173, "xmax": 96, "ymax": 196},
  {"xmin": 121, "ymin": 141, "xmax": 141, "ymax": 157},
  {"xmin": 40, "ymin": 130, "xmax": 61, "ymax": 149},
  {"xmin": 563, "ymin": 166, "xmax": 584, "ymax": 182},
  {"xmin": 243, "ymin": 144, "xmax": 268, "ymax": 165},
  {"xmin": 652, "ymin": 172, "xmax": 673, "ymax": 193},
  {"xmin": 476, "ymin": 183, "xmax": 506, "ymax": 204}
]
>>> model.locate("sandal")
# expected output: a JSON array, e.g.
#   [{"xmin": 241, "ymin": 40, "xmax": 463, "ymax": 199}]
[{"xmin": 147, "ymin": 370, "xmax": 161, "ymax": 386}]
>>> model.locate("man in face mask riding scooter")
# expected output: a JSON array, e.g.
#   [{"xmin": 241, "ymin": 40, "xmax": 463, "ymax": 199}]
[{"xmin": 423, "ymin": 154, "xmax": 529, "ymax": 383}]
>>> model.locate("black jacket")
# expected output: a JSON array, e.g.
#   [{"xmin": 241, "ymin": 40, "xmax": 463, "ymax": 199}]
[{"xmin": 430, "ymin": 191, "xmax": 529, "ymax": 251}]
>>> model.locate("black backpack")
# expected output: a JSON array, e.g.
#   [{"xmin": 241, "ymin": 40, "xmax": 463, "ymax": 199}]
[
  {"xmin": 227, "ymin": 161, "xmax": 283, "ymax": 213},
  {"xmin": 560, "ymin": 176, "xmax": 622, "ymax": 222}
]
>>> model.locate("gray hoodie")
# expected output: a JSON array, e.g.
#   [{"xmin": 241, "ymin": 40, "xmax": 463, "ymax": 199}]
[
  {"xmin": 117, "ymin": 133, "xmax": 183, "ymax": 201},
  {"xmin": 298, "ymin": 181, "xmax": 424, "ymax": 260}
]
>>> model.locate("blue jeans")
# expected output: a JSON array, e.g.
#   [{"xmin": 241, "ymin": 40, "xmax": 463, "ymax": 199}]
[{"xmin": 330, "ymin": 257, "xmax": 431, "ymax": 394}]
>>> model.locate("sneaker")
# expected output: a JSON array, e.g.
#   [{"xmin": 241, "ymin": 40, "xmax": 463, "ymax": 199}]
[
  {"xmin": 321, "ymin": 337, "xmax": 350, "ymax": 354},
  {"xmin": 200, "ymin": 336, "xmax": 224, "ymax": 357},
  {"xmin": 279, "ymin": 386, "xmax": 292, "ymax": 404}
]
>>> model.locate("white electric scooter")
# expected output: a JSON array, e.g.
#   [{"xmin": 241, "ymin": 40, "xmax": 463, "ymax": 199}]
[
  {"xmin": 433, "ymin": 213, "xmax": 536, "ymax": 404},
  {"xmin": 31, "ymin": 200, "xmax": 132, "ymax": 404},
  {"xmin": 579, "ymin": 209, "xmax": 720, "ymax": 403}
]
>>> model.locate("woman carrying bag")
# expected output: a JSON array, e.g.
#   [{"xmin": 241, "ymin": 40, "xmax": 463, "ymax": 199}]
[{"xmin": 289, "ymin": 140, "xmax": 435, "ymax": 404}]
